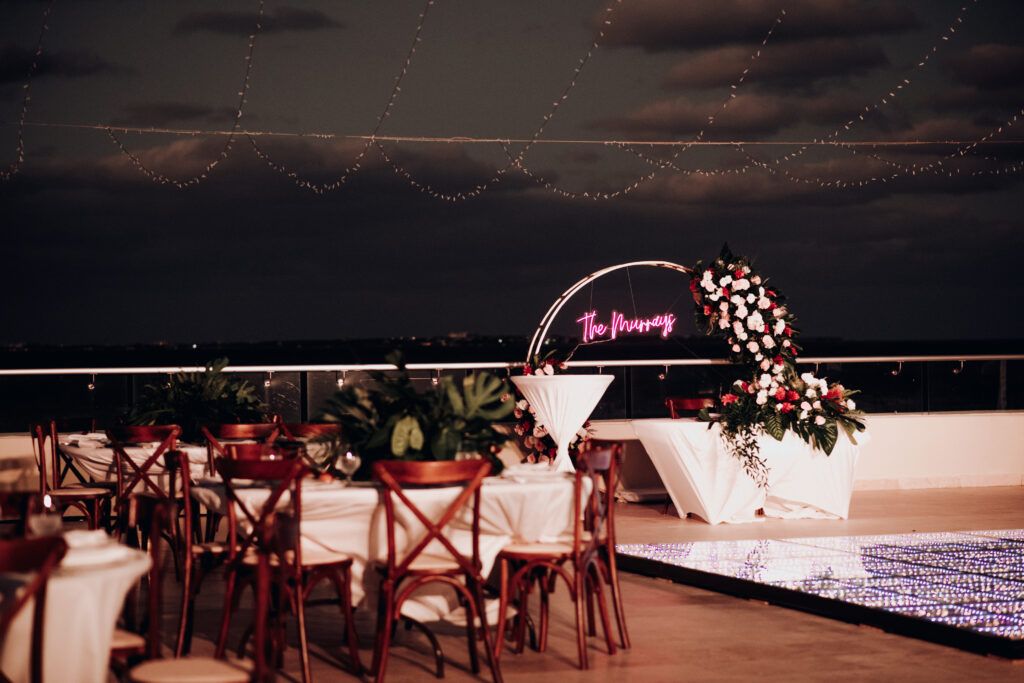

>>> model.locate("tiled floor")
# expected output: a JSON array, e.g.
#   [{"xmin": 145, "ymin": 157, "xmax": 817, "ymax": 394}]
[{"xmin": 148, "ymin": 486, "xmax": 1024, "ymax": 681}]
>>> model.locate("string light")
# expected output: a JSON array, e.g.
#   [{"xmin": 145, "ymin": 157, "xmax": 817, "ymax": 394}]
[
  {"xmin": 0, "ymin": 0, "xmax": 52, "ymax": 182},
  {"xmin": 248, "ymin": 0, "xmax": 438, "ymax": 193},
  {"xmin": 105, "ymin": 0, "xmax": 266, "ymax": 188}
]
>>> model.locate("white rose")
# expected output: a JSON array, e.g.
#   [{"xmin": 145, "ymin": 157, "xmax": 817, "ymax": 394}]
[
  {"xmin": 782, "ymin": 339, "xmax": 791, "ymax": 347},
  {"xmin": 720, "ymin": 301, "xmax": 729, "ymax": 312},
  {"xmin": 708, "ymin": 293, "xmax": 720, "ymax": 301},
  {"xmin": 759, "ymin": 374, "xmax": 772, "ymax": 387},
  {"xmin": 774, "ymin": 307, "xmax": 786, "ymax": 318},
  {"xmin": 758, "ymin": 297, "xmax": 771, "ymax": 310},
  {"xmin": 815, "ymin": 415, "xmax": 826, "ymax": 425},
  {"xmin": 805, "ymin": 388, "xmax": 817, "ymax": 398},
  {"xmin": 751, "ymin": 275, "xmax": 761, "ymax": 285},
  {"xmin": 746, "ymin": 293, "xmax": 756, "ymax": 304},
  {"xmin": 847, "ymin": 399, "xmax": 856, "ymax": 410},
  {"xmin": 799, "ymin": 410, "xmax": 808, "ymax": 420},
  {"xmin": 735, "ymin": 305, "xmax": 748, "ymax": 319},
  {"xmin": 813, "ymin": 401, "xmax": 821, "ymax": 410},
  {"xmin": 747, "ymin": 312, "xmax": 764, "ymax": 331},
  {"xmin": 734, "ymin": 278, "xmax": 750, "ymax": 291},
  {"xmin": 756, "ymin": 390, "xmax": 768, "ymax": 406},
  {"xmin": 755, "ymin": 353, "xmax": 763, "ymax": 361},
  {"xmin": 738, "ymin": 331, "xmax": 748, "ymax": 341},
  {"xmin": 760, "ymin": 359, "xmax": 771, "ymax": 370},
  {"xmin": 516, "ymin": 399, "xmax": 529, "ymax": 410},
  {"xmin": 775, "ymin": 320, "xmax": 786, "ymax": 335},
  {"xmin": 733, "ymin": 321, "xmax": 744, "ymax": 335},
  {"xmin": 762, "ymin": 335, "xmax": 775, "ymax": 349},
  {"xmin": 801, "ymin": 401, "xmax": 812, "ymax": 411},
  {"xmin": 747, "ymin": 341, "xmax": 759, "ymax": 353},
  {"xmin": 719, "ymin": 318, "xmax": 730, "ymax": 330},
  {"xmin": 719, "ymin": 275, "xmax": 733, "ymax": 286},
  {"xmin": 732, "ymin": 344, "xmax": 741, "ymax": 353},
  {"xmin": 543, "ymin": 364, "xmax": 555, "ymax": 375},
  {"xmin": 730, "ymin": 294, "xmax": 742, "ymax": 305}
]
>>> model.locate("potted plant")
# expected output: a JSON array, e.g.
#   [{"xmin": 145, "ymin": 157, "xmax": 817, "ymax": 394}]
[
  {"xmin": 313, "ymin": 351, "xmax": 515, "ymax": 479},
  {"xmin": 127, "ymin": 358, "xmax": 268, "ymax": 442}
]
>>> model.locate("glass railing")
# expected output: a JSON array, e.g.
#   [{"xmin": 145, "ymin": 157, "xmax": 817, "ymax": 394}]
[{"xmin": 1, "ymin": 355, "xmax": 1020, "ymax": 433}]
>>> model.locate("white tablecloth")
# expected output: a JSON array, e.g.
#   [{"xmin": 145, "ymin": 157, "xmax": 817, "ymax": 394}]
[
  {"xmin": 511, "ymin": 374, "xmax": 614, "ymax": 472},
  {"xmin": 193, "ymin": 471, "xmax": 580, "ymax": 621},
  {"xmin": 0, "ymin": 530, "xmax": 150, "ymax": 683},
  {"xmin": 59, "ymin": 433, "xmax": 209, "ymax": 493},
  {"xmin": 633, "ymin": 419, "xmax": 867, "ymax": 524}
]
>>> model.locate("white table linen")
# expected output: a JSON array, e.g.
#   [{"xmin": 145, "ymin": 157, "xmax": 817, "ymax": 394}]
[
  {"xmin": 0, "ymin": 530, "xmax": 150, "ymax": 683},
  {"xmin": 633, "ymin": 419, "xmax": 866, "ymax": 524},
  {"xmin": 193, "ymin": 471, "xmax": 581, "ymax": 621},
  {"xmin": 59, "ymin": 433, "xmax": 208, "ymax": 493},
  {"xmin": 512, "ymin": 374, "xmax": 614, "ymax": 473}
]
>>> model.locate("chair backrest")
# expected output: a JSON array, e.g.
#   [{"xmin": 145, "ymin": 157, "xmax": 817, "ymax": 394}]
[
  {"xmin": 573, "ymin": 441, "xmax": 622, "ymax": 564},
  {"xmin": 665, "ymin": 397, "xmax": 716, "ymax": 419},
  {"xmin": 0, "ymin": 536, "xmax": 68, "ymax": 683},
  {"xmin": 216, "ymin": 456, "xmax": 307, "ymax": 568},
  {"xmin": 29, "ymin": 422, "xmax": 60, "ymax": 495},
  {"xmin": 279, "ymin": 423, "xmax": 342, "ymax": 440},
  {"xmin": 105, "ymin": 425, "xmax": 182, "ymax": 502},
  {"xmin": 373, "ymin": 459, "xmax": 491, "ymax": 577},
  {"xmin": 202, "ymin": 423, "xmax": 282, "ymax": 474}
]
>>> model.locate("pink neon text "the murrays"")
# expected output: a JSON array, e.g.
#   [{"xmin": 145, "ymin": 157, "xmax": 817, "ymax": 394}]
[{"xmin": 576, "ymin": 310, "xmax": 677, "ymax": 342}]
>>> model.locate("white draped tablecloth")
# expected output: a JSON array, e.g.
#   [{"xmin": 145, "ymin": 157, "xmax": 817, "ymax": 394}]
[
  {"xmin": 0, "ymin": 530, "xmax": 150, "ymax": 683},
  {"xmin": 59, "ymin": 433, "xmax": 209, "ymax": 492},
  {"xmin": 193, "ymin": 469, "xmax": 581, "ymax": 622},
  {"xmin": 511, "ymin": 374, "xmax": 614, "ymax": 473},
  {"xmin": 633, "ymin": 419, "xmax": 867, "ymax": 524}
]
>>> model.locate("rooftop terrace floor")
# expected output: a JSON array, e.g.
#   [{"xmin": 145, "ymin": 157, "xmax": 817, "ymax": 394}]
[{"xmin": 148, "ymin": 486, "xmax": 1024, "ymax": 682}]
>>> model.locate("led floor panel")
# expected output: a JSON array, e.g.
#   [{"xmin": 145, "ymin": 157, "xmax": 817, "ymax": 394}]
[{"xmin": 617, "ymin": 529, "xmax": 1024, "ymax": 659}]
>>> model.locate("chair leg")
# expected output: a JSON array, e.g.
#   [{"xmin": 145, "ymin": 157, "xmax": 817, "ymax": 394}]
[
  {"xmin": 215, "ymin": 567, "xmax": 239, "ymax": 658},
  {"xmin": 589, "ymin": 566, "xmax": 616, "ymax": 656},
  {"xmin": 340, "ymin": 567, "xmax": 364, "ymax": 675},
  {"xmin": 293, "ymin": 578, "xmax": 311, "ymax": 683},
  {"xmin": 493, "ymin": 558, "xmax": 509, "ymax": 662},
  {"xmin": 373, "ymin": 581, "xmax": 395, "ymax": 683},
  {"xmin": 470, "ymin": 579, "xmax": 503, "ymax": 683},
  {"xmin": 464, "ymin": 592, "xmax": 480, "ymax": 675},
  {"xmin": 573, "ymin": 571, "xmax": 588, "ymax": 670},
  {"xmin": 604, "ymin": 556, "xmax": 631, "ymax": 648}
]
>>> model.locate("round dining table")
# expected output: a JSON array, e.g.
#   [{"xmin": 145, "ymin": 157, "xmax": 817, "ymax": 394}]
[{"xmin": 0, "ymin": 529, "xmax": 150, "ymax": 683}]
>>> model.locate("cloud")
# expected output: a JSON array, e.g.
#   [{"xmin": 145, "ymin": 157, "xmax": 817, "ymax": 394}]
[
  {"xmin": 942, "ymin": 43, "xmax": 1024, "ymax": 90},
  {"xmin": 0, "ymin": 43, "xmax": 123, "ymax": 84},
  {"xmin": 110, "ymin": 101, "xmax": 240, "ymax": 127},
  {"xmin": 596, "ymin": 0, "xmax": 917, "ymax": 52},
  {"xmin": 174, "ymin": 7, "xmax": 342, "ymax": 36},
  {"xmin": 662, "ymin": 38, "xmax": 888, "ymax": 89}
]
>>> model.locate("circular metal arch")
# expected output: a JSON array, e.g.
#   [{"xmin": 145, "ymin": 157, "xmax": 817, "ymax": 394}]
[{"xmin": 526, "ymin": 260, "xmax": 695, "ymax": 363}]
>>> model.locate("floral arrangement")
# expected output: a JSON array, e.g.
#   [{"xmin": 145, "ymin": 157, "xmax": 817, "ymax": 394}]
[
  {"xmin": 512, "ymin": 350, "xmax": 591, "ymax": 464},
  {"xmin": 690, "ymin": 245, "xmax": 866, "ymax": 484}
]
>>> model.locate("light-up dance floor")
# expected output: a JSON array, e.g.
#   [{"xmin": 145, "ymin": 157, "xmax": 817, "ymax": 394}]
[{"xmin": 617, "ymin": 529, "xmax": 1024, "ymax": 659}]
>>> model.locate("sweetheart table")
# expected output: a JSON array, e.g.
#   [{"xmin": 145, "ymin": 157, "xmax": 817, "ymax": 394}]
[{"xmin": 633, "ymin": 419, "xmax": 868, "ymax": 524}]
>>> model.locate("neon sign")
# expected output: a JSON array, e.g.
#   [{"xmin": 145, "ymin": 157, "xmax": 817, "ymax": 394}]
[{"xmin": 577, "ymin": 310, "xmax": 677, "ymax": 342}]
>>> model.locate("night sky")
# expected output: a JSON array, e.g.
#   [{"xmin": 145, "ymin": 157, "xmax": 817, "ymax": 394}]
[{"xmin": 2, "ymin": 0, "xmax": 1022, "ymax": 348}]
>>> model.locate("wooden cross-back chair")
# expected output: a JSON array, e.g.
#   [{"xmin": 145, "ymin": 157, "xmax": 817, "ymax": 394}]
[
  {"xmin": 493, "ymin": 442, "xmax": 622, "ymax": 669},
  {"xmin": 114, "ymin": 494, "xmax": 255, "ymax": 683},
  {"xmin": 30, "ymin": 421, "xmax": 112, "ymax": 530},
  {"xmin": 665, "ymin": 397, "xmax": 717, "ymax": 418},
  {"xmin": 201, "ymin": 423, "xmax": 282, "ymax": 475},
  {"xmin": 0, "ymin": 536, "xmax": 68, "ymax": 683},
  {"xmin": 372, "ymin": 459, "xmax": 502, "ymax": 683},
  {"xmin": 214, "ymin": 453, "xmax": 362, "ymax": 682}
]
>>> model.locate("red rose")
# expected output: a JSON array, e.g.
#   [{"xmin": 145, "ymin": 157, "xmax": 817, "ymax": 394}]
[
  {"xmin": 762, "ymin": 325, "xmax": 769, "ymax": 333},
  {"xmin": 774, "ymin": 355, "xmax": 784, "ymax": 365},
  {"xmin": 784, "ymin": 326, "xmax": 793, "ymax": 336},
  {"xmin": 766, "ymin": 289, "xmax": 776, "ymax": 297},
  {"xmin": 722, "ymin": 393, "xmax": 739, "ymax": 405},
  {"xmin": 825, "ymin": 387, "xmax": 841, "ymax": 400},
  {"xmin": 787, "ymin": 390, "xmax": 800, "ymax": 401},
  {"xmin": 734, "ymin": 269, "xmax": 744, "ymax": 278},
  {"xmin": 703, "ymin": 305, "xmax": 712, "ymax": 315},
  {"xmin": 769, "ymin": 302, "xmax": 778, "ymax": 310},
  {"xmin": 774, "ymin": 388, "xmax": 787, "ymax": 401},
  {"xmin": 779, "ymin": 402, "xmax": 794, "ymax": 413},
  {"xmin": 791, "ymin": 347, "xmax": 799, "ymax": 356},
  {"xmin": 739, "ymin": 381, "xmax": 749, "ymax": 391},
  {"xmin": 722, "ymin": 287, "xmax": 730, "ymax": 298},
  {"xmin": 690, "ymin": 279, "xmax": 698, "ymax": 292}
]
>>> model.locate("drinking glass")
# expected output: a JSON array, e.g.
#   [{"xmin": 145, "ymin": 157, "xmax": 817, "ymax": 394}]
[{"xmin": 336, "ymin": 450, "xmax": 361, "ymax": 486}]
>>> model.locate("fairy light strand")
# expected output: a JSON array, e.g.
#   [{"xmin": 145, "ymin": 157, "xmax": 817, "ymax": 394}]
[
  {"xmin": 104, "ymin": 0, "xmax": 265, "ymax": 188},
  {"xmin": 0, "ymin": 0, "xmax": 53, "ymax": 182},
  {"xmin": 247, "ymin": 0, "xmax": 437, "ymax": 194}
]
